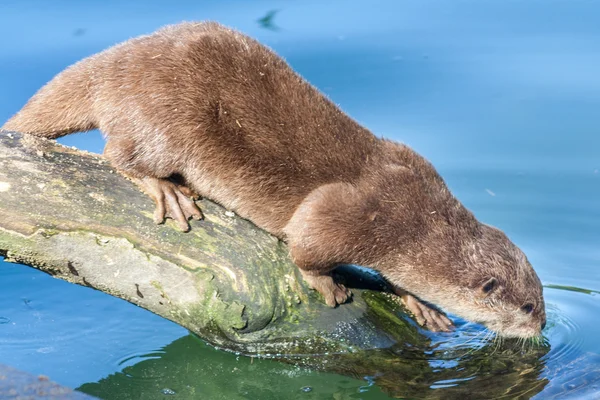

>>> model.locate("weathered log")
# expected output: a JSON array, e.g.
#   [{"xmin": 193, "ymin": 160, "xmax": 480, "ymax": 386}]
[{"xmin": 0, "ymin": 131, "xmax": 420, "ymax": 355}]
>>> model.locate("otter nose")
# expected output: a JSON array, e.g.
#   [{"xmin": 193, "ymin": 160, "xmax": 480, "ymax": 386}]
[{"xmin": 541, "ymin": 320, "xmax": 546, "ymax": 330}]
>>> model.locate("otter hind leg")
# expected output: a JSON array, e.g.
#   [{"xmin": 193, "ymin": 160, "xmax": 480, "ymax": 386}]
[
  {"xmin": 300, "ymin": 269, "xmax": 352, "ymax": 307},
  {"xmin": 132, "ymin": 177, "xmax": 202, "ymax": 232},
  {"xmin": 392, "ymin": 286, "xmax": 454, "ymax": 332}
]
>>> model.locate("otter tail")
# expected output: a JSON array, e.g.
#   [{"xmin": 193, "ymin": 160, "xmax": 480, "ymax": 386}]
[{"xmin": 2, "ymin": 59, "xmax": 97, "ymax": 139}]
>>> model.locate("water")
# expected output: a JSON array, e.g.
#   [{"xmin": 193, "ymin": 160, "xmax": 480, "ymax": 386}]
[{"xmin": 1, "ymin": 0, "xmax": 599, "ymax": 398}]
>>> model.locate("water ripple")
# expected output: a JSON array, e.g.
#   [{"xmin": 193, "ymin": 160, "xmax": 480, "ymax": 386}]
[{"xmin": 542, "ymin": 303, "xmax": 584, "ymax": 365}]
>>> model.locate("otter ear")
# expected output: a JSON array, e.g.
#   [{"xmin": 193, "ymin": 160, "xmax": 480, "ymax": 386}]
[{"xmin": 478, "ymin": 277, "xmax": 498, "ymax": 298}]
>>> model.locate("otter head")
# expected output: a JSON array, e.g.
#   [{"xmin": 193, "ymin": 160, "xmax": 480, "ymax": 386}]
[
  {"xmin": 364, "ymin": 151, "xmax": 547, "ymax": 338},
  {"xmin": 457, "ymin": 224, "xmax": 546, "ymax": 338},
  {"xmin": 389, "ymin": 223, "xmax": 546, "ymax": 339}
]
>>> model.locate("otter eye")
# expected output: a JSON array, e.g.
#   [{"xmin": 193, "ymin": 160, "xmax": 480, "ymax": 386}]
[
  {"xmin": 521, "ymin": 303, "xmax": 534, "ymax": 314},
  {"xmin": 481, "ymin": 277, "xmax": 498, "ymax": 294}
]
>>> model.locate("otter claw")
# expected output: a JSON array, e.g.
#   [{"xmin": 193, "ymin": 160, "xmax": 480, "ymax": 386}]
[
  {"xmin": 301, "ymin": 271, "xmax": 352, "ymax": 307},
  {"xmin": 394, "ymin": 289, "xmax": 453, "ymax": 332},
  {"xmin": 135, "ymin": 177, "xmax": 203, "ymax": 231}
]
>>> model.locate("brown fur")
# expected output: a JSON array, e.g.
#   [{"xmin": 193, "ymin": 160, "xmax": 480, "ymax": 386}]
[{"xmin": 2, "ymin": 21, "xmax": 545, "ymax": 338}]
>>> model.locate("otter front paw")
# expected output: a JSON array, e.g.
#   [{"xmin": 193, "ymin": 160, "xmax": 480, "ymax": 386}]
[
  {"xmin": 393, "ymin": 288, "xmax": 453, "ymax": 332},
  {"xmin": 135, "ymin": 177, "xmax": 203, "ymax": 231},
  {"xmin": 300, "ymin": 271, "xmax": 352, "ymax": 307}
]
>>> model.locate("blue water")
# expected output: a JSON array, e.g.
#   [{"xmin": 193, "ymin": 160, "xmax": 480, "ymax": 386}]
[{"xmin": 1, "ymin": 0, "xmax": 599, "ymax": 398}]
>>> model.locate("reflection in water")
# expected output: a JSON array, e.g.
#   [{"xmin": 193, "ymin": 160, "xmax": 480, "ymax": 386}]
[
  {"xmin": 77, "ymin": 315, "xmax": 600, "ymax": 399},
  {"xmin": 78, "ymin": 332, "xmax": 552, "ymax": 399},
  {"xmin": 78, "ymin": 335, "xmax": 387, "ymax": 400},
  {"xmin": 331, "ymin": 341, "xmax": 549, "ymax": 399}
]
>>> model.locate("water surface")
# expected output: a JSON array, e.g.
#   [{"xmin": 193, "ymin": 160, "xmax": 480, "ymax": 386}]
[{"xmin": 1, "ymin": 0, "xmax": 599, "ymax": 398}]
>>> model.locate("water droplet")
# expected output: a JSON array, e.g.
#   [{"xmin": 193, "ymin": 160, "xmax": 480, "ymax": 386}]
[
  {"xmin": 301, "ymin": 386, "xmax": 312, "ymax": 393},
  {"xmin": 161, "ymin": 388, "xmax": 176, "ymax": 395}
]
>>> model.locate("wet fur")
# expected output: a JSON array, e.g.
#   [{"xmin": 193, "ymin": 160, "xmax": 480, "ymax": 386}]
[{"xmin": 2, "ymin": 22, "xmax": 545, "ymax": 337}]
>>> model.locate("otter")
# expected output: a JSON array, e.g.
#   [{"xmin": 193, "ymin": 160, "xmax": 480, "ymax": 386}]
[{"xmin": 2, "ymin": 22, "xmax": 546, "ymax": 338}]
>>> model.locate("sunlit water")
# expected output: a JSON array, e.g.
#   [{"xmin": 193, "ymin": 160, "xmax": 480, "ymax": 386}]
[{"xmin": 1, "ymin": 0, "xmax": 599, "ymax": 398}]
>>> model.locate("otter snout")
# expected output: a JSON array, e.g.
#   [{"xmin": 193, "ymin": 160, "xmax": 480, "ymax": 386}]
[{"xmin": 481, "ymin": 299, "xmax": 546, "ymax": 339}]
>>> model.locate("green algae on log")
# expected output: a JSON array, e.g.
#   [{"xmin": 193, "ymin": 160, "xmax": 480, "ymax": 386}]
[{"xmin": 0, "ymin": 131, "xmax": 420, "ymax": 355}]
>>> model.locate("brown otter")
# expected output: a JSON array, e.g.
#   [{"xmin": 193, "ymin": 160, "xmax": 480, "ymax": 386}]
[{"xmin": 2, "ymin": 22, "xmax": 546, "ymax": 338}]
